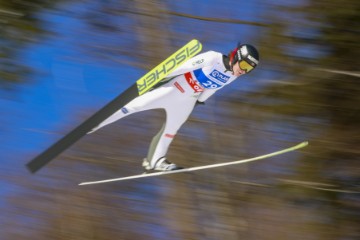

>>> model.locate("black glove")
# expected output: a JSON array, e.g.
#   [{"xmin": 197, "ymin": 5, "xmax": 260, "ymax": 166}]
[{"xmin": 196, "ymin": 100, "xmax": 205, "ymax": 106}]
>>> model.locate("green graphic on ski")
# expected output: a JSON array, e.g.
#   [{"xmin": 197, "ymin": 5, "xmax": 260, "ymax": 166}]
[
  {"xmin": 26, "ymin": 39, "xmax": 202, "ymax": 173},
  {"xmin": 79, "ymin": 141, "xmax": 308, "ymax": 185}
]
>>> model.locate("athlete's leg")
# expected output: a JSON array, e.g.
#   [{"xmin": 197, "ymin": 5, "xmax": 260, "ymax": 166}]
[
  {"xmin": 88, "ymin": 86, "xmax": 174, "ymax": 133},
  {"xmin": 146, "ymin": 98, "xmax": 197, "ymax": 168}
]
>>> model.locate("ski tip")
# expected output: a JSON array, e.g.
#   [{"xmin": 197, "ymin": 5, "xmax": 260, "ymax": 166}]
[
  {"xmin": 298, "ymin": 141, "xmax": 309, "ymax": 148},
  {"xmin": 189, "ymin": 39, "xmax": 201, "ymax": 43},
  {"xmin": 290, "ymin": 141, "xmax": 308, "ymax": 151},
  {"xmin": 188, "ymin": 39, "xmax": 202, "ymax": 51}
]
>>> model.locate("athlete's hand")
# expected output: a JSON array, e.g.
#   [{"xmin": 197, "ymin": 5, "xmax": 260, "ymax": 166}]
[{"xmin": 196, "ymin": 100, "xmax": 205, "ymax": 106}]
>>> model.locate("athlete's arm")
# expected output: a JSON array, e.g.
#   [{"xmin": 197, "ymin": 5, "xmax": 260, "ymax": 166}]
[{"xmin": 197, "ymin": 88, "xmax": 218, "ymax": 102}]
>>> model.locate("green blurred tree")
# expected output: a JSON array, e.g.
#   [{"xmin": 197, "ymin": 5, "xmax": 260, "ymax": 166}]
[
  {"xmin": 251, "ymin": 1, "xmax": 360, "ymax": 238},
  {"xmin": 260, "ymin": 0, "xmax": 359, "ymax": 176}
]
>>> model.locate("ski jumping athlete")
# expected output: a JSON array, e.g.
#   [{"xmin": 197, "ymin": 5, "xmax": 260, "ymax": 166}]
[{"xmin": 89, "ymin": 43, "xmax": 260, "ymax": 172}]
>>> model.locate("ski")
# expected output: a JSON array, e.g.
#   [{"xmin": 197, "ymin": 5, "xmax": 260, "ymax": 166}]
[
  {"xmin": 79, "ymin": 141, "xmax": 308, "ymax": 185},
  {"xmin": 26, "ymin": 39, "xmax": 202, "ymax": 173}
]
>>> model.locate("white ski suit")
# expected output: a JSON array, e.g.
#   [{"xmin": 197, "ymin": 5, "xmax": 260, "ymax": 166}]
[{"xmin": 93, "ymin": 50, "xmax": 240, "ymax": 168}]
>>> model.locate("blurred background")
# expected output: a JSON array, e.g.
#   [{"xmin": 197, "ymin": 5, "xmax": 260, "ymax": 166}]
[{"xmin": 0, "ymin": 0, "xmax": 359, "ymax": 239}]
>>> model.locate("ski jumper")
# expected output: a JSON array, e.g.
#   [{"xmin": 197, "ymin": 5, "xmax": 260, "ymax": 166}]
[{"xmin": 93, "ymin": 51, "xmax": 240, "ymax": 168}]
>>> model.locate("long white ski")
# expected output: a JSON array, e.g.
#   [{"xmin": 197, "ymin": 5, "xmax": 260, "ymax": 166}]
[{"xmin": 79, "ymin": 141, "xmax": 308, "ymax": 185}]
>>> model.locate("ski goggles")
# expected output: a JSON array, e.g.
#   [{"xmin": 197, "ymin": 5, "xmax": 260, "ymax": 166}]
[{"xmin": 238, "ymin": 60, "xmax": 255, "ymax": 73}]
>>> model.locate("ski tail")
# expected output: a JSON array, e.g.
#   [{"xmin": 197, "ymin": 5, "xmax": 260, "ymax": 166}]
[
  {"xmin": 136, "ymin": 39, "xmax": 202, "ymax": 95},
  {"xmin": 26, "ymin": 84, "xmax": 139, "ymax": 173}
]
